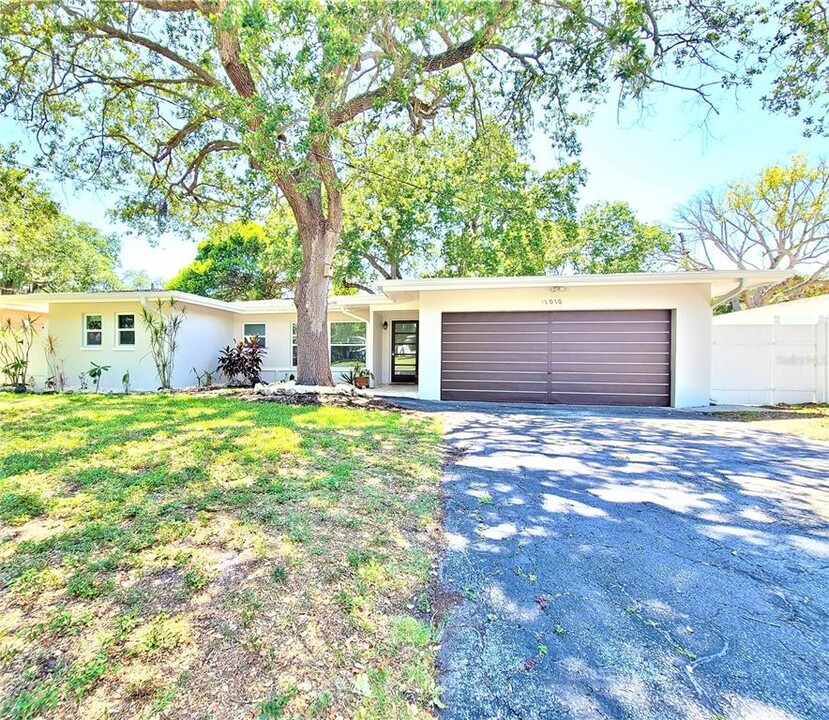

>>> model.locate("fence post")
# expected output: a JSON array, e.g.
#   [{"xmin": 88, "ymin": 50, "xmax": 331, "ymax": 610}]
[
  {"xmin": 769, "ymin": 316, "xmax": 779, "ymax": 406},
  {"xmin": 820, "ymin": 316, "xmax": 829, "ymax": 404}
]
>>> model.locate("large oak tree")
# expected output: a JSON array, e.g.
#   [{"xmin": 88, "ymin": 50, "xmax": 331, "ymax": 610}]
[{"xmin": 0, "ymin": 0, "xmax": 757, "ymax": 384}]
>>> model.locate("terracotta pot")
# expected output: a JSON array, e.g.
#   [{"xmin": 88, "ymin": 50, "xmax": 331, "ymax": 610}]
[{"xmin": 354, "ymin": 376, "xmax": 370, "ymax": 388}]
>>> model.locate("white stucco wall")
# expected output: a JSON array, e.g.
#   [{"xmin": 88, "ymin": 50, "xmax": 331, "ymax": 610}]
[
  {"xmin": 44, "ymin": 301, "xmax": 159, "ymax": 391},
  {"xmin": 174, "ymin": 304, "xmax": 236, "ymax": 388},
  {"xmin": 41, "ymin": 300, "xmax": 236, "ymax": 391},
  {"xmin": 415, "ymin": 282, "xmax": 713, "ymax": 408}
]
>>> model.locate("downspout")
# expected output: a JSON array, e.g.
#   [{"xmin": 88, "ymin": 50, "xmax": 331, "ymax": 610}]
[{"xmin": 711, "ymin": 279, "xmax": 746, "ymax": 309}]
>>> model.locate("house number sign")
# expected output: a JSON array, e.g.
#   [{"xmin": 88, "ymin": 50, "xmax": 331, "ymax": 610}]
[{"xmin": 543, "ymin": 286, "xmax": 566, "ymax": 305}]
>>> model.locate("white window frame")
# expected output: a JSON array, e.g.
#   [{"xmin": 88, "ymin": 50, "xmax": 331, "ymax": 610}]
[
  {"xmin": 243, "ymin": 322, "xmax": 267, "ymax": 349},
  {"xmin": 116, "ymin": 313, "xmax": 136, "ymax": 348},
  {"xmin": 83, "ymin": 313, "xmax": 103, "ymax": 348},
  {"xmin": 290, "ymin": 321, "xmax": 366, "ymax": 367}
]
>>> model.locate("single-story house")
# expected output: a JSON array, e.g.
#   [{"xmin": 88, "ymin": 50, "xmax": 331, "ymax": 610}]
[
  {"xmin": 1, "ymin": 269, "xmax": 790, "ymax": 407},
  {"xmin": 712, "ymin": 294, "xmax": 829, "ymax": 405}
]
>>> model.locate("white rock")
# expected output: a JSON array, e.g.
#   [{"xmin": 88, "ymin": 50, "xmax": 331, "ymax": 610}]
[{"xmin": 255, "ymin": 381, "xmax": 361, "ymax": 397}]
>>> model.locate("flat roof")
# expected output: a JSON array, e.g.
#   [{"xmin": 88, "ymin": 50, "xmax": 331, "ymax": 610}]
[
  {"xmin": 0, "ymin": 270, "xmax": 795, "ymax": 314},
  {"xmin": 379, "ymin": 270, "xmax": 794, "ymax": 298}
]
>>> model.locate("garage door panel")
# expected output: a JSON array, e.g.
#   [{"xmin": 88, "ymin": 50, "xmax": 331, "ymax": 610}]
[
  {"xmin": 443, "ymin": 332, "xmax": 547, "ymax": 344},
  {"xmin": 443, "ymin": 361, "xmax": 550, "ymax": 373},
  {"xmin": 442, "ymin": 341, "xmax": 549, "ymax": 353},
  {"xmin": 442, "ymin": 379, "xmax": 549, "ymax": 392},
  {"xmin": 444, "ymin": 312, "xmax": 549, "ymax": 323},
  {"xmin": 551, "ymin": 331, "xmax": 671, "ymax": 343},
  {"xmin": 549, "ymin": 380, "xmax": 670, "ymax": 393},
  {"xmin": 549, "ymin": 392, "xmax": 669, "ymax": 406},
  {"xmin": 549, "ymin": 372, "xmax": 671, "ymax": 387},
  {"xmin": 548, "ymin": 352, "xmax": 669, "ymax": 365},
  {"xmin": 548, "ymin": 362, "xmax": 669, "ymax": 374},
  {"xmin": 442, "ymin": 352, "xmax": 549, "ymax": 363},
  {"xmin": 549, "ymin": 341, "xmax": 670, "ymax": 353},
  {"xmin": 549, "ymin": 309, "xmax": 670, "ymax": 323},
  {"xmin": 441, "ymin": 389, "xmax": 549, "ymax": 403},
  {"xmin": 442, "ymin": 370, "xmax": 549, "ymax": 381},
  {"xmin": 441, "ymin": 310, "xmax": 672, "ymax": 407}
]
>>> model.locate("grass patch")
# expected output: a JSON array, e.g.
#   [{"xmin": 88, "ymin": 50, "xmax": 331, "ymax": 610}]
[
  {"xmin": 716, "ymin": 403, "xmax": 829, "ymax": 441},
  {"xmin": 0, "ymin": 393, "xmax": 442, "ymax": 718}
]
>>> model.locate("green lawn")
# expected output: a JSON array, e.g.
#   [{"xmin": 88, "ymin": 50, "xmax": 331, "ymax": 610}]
[
  {"xmin": 0, "ymin": 394, "xmax": 443, "ymax": 719},
  {"xmin": 716, "ymin": 404, "xmax": 829, "ymax": 441}
]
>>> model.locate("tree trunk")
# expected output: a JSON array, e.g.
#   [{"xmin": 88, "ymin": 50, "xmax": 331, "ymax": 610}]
[{"xmin": 294, "ymin": 219, "xmax": 337, "ymax": 386}]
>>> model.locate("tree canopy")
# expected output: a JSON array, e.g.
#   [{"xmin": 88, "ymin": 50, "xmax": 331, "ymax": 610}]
[
  {"xmin": 762, "ymin": 1, "xmax": 829, "ymax": 137},
  {"xmin": 0, "ymin": 0, "xmax": 771, "ymax": 383},
  {"xmin": 571, "ymin": 201, "xmax": 673, "ymax": 275},
  {"xmin": 0, "ymin": 162, "xmax": 120, "ymax": 293},
  {"xmin": 167, "ymin": 212, "xmax": 301, "ymax": 300},
  {"xmin": 676, "ymin": 154, "xmax": 829, "ymax": 307},
  {"xmin": 337, "ymin": 124, "xmax": 583, "ymax": 290}
]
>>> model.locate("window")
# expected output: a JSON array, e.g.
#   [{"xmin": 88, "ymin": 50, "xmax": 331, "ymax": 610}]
[
  {"xmin": 117, "ymin": 314, "xmax": 136, "ymax": 346},
  {"xmin": 243, "ymin": 323, "xmax": 266, "ymax": 348},
  {"xmin": 330, "ymin": 322, "xmax": 366, "ymax": 367},
  {"xmin": 290, "ymin": 321, "xmax": 367, "ymax": 367},
  {"xmin": 84, "ymin": 314, "xmax": 102, "ymax": 347}
]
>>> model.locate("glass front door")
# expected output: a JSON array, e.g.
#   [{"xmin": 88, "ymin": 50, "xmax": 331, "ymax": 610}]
[{"xmin": 391, "ymin": 320, "xmax": 418, "ymax": 383}]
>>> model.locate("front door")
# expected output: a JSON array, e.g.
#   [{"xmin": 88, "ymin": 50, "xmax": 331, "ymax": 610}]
[{"xmin": 391, "ymin": 320, "xmax": 419, "ymax": 383}]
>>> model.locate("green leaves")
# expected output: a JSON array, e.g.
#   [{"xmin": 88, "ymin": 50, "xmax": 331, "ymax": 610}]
[
  {"xmin": 572, "ymin": 201, "xmax": 673, "ymax": 274},
  {"xmin": 166, "ymin": 209, "xmax": 301, "ymax": 300},
  {"xmin": 0, "ymin": 160, "xmax": 120, "ymax": 294},
  {"xmin": 337, "ymin": 121, "xmax": 585, "ymax": 286}
]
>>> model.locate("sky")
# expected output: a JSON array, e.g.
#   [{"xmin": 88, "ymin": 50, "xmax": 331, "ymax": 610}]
[{"xmin": 3, "ymin": 80, "xmax": 825, "ymax": 282}]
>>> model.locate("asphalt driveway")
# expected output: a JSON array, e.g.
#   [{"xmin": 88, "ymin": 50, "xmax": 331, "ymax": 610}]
[{"xmin": 431, "ymin": 405, "xmax": 829, "ymax": 720}]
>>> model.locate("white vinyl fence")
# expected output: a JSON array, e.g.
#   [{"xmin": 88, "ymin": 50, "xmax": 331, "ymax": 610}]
[{"xmin": 711, "ymin": 317, "xmax": 829, "ymax": 405}]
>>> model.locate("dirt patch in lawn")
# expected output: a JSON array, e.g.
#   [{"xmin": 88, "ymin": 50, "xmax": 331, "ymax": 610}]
[{"xmin": 0, "ymin": 393, "xmax": 443, "ymax": 719}]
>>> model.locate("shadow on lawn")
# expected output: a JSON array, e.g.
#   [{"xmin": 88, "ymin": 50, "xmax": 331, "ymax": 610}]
[
  {"xmin": 0, "ymin": 393, "xmax": 439, "ymax": 719},
  {"xmin": 436, "ymin": 409, "xmax": 829, "ymax": 720}
]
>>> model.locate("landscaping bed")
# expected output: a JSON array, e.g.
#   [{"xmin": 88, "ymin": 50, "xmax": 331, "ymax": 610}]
[{"xmin": 0, "ymin": 393, "xmax": 443, "ymax": 719}]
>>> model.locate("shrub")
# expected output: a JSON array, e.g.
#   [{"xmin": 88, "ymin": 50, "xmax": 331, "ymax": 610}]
[
  {"xmin": 217, "ymin": 336, "xmax": 265, "ymax": 386},
  {"xmin": 0, "ymin": 315, "xmax": 38, "ymax": 389},
  {"xmin": 140, "ymin": 298, "xmax": 186, "ymax": 389}
]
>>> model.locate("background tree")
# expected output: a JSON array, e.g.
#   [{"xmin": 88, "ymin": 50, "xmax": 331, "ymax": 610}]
[
  {"xmin": 0, "ymin": 1, "xmax": 759, "ymax": 384},
  {"xmin": 0, "ymin": 164, "xmax": 120, "ymax": 293},
  {"xmin": 167, "ymin": 211, "xmax": 300, "ymax": 300},
  {"xmin": 433, "ymin": 127, "xmax": 583, "ymax": 278},
  {"xmin": 676, "ymin": 154, "xmax": 829, "ymax": 307},
  {"xmin": 119, "ymin": 269, "xmax": 166, "ymax": 291},
  {"xmin": 570, "ymin": 201, "xmax": 673, "ymax": 274},
  {"xmin": 337, "ymin": 124, "xmax": 582, "ymax": 290}
]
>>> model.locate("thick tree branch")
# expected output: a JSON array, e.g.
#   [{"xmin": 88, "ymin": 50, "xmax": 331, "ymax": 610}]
[{"xmin": 68, "ymin": 14, "xmax": 223, "ymax": 88}]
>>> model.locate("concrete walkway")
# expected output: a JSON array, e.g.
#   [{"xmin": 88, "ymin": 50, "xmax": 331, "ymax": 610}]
[{"xmin": 427, "ymin": 405, "xmax": 829, "ymax": 720}]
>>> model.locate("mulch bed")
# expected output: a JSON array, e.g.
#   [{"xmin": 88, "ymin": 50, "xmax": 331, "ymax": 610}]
[{"xmin": 179, "ymin": 386, "xmax": 401, "ymax": 410}]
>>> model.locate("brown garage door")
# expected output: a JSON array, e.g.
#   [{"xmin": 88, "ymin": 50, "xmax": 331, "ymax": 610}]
[{"xmin": 441, "ymin": 310, "xmax": 672, "ymax": 406}]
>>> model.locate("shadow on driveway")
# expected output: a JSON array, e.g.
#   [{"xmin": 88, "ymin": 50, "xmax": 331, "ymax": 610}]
[{"xmin": 428, "ymin": 405, "xmax": 829, "ymax": 720}]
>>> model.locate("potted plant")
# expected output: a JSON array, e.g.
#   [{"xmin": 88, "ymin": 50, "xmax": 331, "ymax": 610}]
[{"xmin": 341, "ymin": 364, "xmax": 373, "ymax": 388}]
